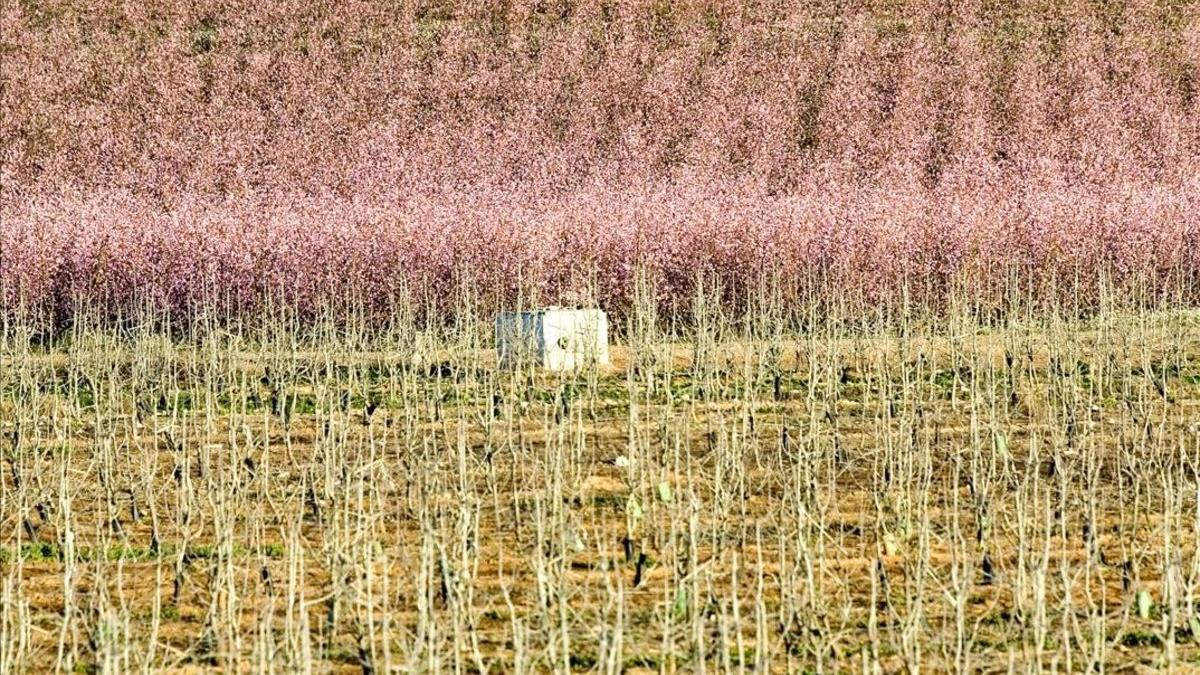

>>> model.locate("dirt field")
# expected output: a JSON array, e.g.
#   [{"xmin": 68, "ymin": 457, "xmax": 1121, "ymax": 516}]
[{"xmin": 2, "ymin": 311, "xmax": 1200, "ymax": 672}]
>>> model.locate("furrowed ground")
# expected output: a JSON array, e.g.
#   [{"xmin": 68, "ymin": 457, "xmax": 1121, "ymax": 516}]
[{"xmin": 2, "ymin": 308, "xmax": 1199, "ymax": 672}]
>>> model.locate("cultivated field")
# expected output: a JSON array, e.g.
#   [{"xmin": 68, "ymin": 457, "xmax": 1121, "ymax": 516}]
[
  {"xmin": 2, "ymin": 293, "xmax": 1199, "ymax": 673},
  {"xmin": 3, "ymin": 3, "xmax": 1199, "ymax": 671}
]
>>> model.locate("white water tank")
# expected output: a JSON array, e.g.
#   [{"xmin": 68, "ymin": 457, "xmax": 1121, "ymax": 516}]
[{"xmin": 496, "ymin": 308, "xmax": 609, "ymax": 371}]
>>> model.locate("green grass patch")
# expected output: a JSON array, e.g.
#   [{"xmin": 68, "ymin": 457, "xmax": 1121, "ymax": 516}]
[{"xmin": 0, "ymin": 541, "xmax": 284, "ymax": 563}]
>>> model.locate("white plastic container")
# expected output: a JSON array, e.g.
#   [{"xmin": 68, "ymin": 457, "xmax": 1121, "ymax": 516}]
[{"xmin": 496, "ymin": 308, "xmax": 609, "ymax": 371}]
